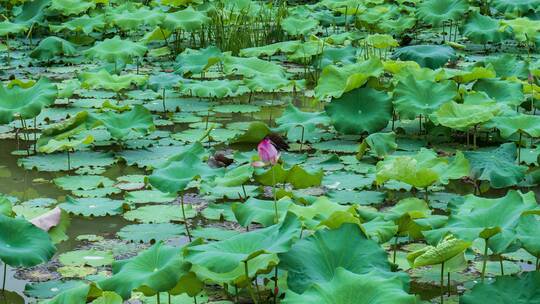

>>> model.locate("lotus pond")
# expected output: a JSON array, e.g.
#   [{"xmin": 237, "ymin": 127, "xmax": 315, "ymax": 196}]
[{"xmin": 1, "ymin": 0, "xmax": 540, "ymax": 303}]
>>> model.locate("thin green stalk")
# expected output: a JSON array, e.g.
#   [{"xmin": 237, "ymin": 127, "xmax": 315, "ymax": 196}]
[
  {"xmin": 440, "ymin": 262, "xmax": 445, "ymax": 304},
  {"xmin": 299, "ymin": 125, "xmax": 305, "ymax": 153},
  {"xmin": 162, "ymin": 88, "xmax": 167, "ymax": 113},
  {"xmin": 273, "ymin": 267, "xmax": 278, "ymax": 304},
  {"xmin": 66, "ymin": 149, "xmax": 71, "ymax": 171},
  {"xmin": 2, "ymin": 263, "xmax": 6, "ymax": 292},
  {"xmin": 157, "ymin": 292, "xmax": 160, "ymax": 304},
  {"xmin": 180, "ymin": 193, "xmax": 192, "ymax": 241},
  {"xmin": 517, "ymin": 132, "xmax": 523, "ymax": 163},
  {"xmin": 499, "ymin": 255, "xmax": 504, "ymax": 275},
  {"xmin": 244, "ymin": 261, "xmax": 258, "ymax": 304},
  {"xmin": 392, "ymin": 236, "xmax": 398, "ymax": 264},
  {"xmin": 481, "ymin": 238, "xmax": 489, "ymax": 282},
  {"xmin": 272, "ymin": 166, "xmax": 278, "ymax": 224}
]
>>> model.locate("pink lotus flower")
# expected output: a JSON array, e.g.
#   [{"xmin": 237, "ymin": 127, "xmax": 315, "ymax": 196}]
[{"xmin": 252, "ymin": 138, "xmax": 280, "ymax": 167}]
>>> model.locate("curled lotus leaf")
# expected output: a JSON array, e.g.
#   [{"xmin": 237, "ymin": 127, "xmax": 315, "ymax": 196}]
[
  {"xmin": 0, "ymin": 78, "xmax": 57, "ymax": 124},
  {"xmin": 80, "ymin": 70, "xmax": 148, "ymax": 92},
  {"xmin": 83, "ymin": 36, "xmax": 147, "ymax": 65},
  {"xmin": 392, "ymin": 45, "xmax": 457, "ymax": 69},
  {"xmin": 30, "ymin": 36, "xmax": 78, "ymax": 61},
  {"xmin": 417, "ymin": 0, "xmax": 468, "ymax": 27},
  {"xmin": 462, "ymin": 12, "xmax": 509, "ymax": 44},
  {"xmin": 407, "ymin": 235, "xmax": 471, "ymax": 267},
  {"xmin": 47, "ymin": 0, "xmax": 95, "ymax": 16}
]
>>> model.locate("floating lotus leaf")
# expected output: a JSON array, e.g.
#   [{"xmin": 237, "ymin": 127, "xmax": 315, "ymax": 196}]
[
  {"xmin": 162, "ymin": 6, "xmax": 210, "ymax": 32},
  {"xmin": 0, "ymin": 78, "xmax": 57, "ymax": 124},
  {"xmin": 279, "ymin": 223, "xmax": 397, "ymax": 293},
  {"xmin": 430, "ymin": 101, "xmax": 500, "ymax": 130},
  {"xmin": 492, "ymin": 113, "xmax": 540, "ymax": 138},
  {"xmin": 424, "ymin": 190, "xmax": 539, "ymax": 253},
  {"xmin": 461, "ymin": 271, "xmax": 540, "ymax": 304},
  {"xmin": 80, "ymin": 70, "xmax": 148, "ymax": 92},
  {"xmin": 462, "ymin": 12, "xmax": 509, "ymax": 44},
  {"xmin": 393, "ymin": 75, "xmax": 458, "ymax": 119},
  {"xmin": 473, "ymin": 78, "xmax": 524, "ymax": 106},
  {"xmin": 48, "ymin": 0, "xmax": 95, "ymax": 15},
  {"xmin": 393, "ymin": 45, "xmax": 456, "ymax": 69},
  {"xmin": 281, "ymin": 15, "xmax": 318, "ymax": 36},
  {"xmin": 123, "ymin": 204, "xmax": 196, "ymax": 223},
  {"xmin": 59, "ymin": 196, "xmax": 125, "ymax": 217},
  {"xmin": 97, "ymin": 105, "xmax": 155, "ymax": 140},
  {"xmin": 417, "ymin": 0, "xmax": 468, "ymax": 27},
  {"xmin": 91, "ymin": 292, "xmax": 123, "ymax": 304},
  {"xmin": 282, "ymin": 268, "xmax": 418, "ymax": 304},
  {"xmin": 275, "ymin": 103, "xmax": 330, "ymax": 143},
  {"xmin": 0, "ymin": 214, "xmax": 55, "ymax": 267},
  {"xmin": 179, "ymin": 79, "xmax": 248, "ymax": 98},
  {"xmin": 319, "ymin": 45, "xmax": 357, "ymax": 68},
  {"xmin": 175, "ymin": 46, "xmax": 223, "ymax": 76},
  {"xmin": 83, "ymin": 36, "xmax": 147, "ymax": 65},
  {"xmin": 59, "ymin": 249, "xmax": 113, "ymax": 267},
  {"xmin": 25, "ymin": 280, "xmax": 86, "ymax": 299},
  {"xmin": 357, "ymin": 132, "xmax": 397, "ymax": 159},
  {"xmin": 98, "ymin": 242, "xmax": 194, "ymax": 299},
  {"xmin": 29, "ymin": 36, "xmax": 77, "ymax": 61},
  {"xmin": 0, "ymin": 21, "xmax": 28, "ymax": 36},
  {"xmin": 315, "ymin": 57, "xmax": 384, "ymax": 99},
  {"xmin": 117, "ymin": 223, "xmax": 185, "ymax": 243},
  {"xmin": 325, "ymin": 87, "xmax": 392, "ymax": 134}
]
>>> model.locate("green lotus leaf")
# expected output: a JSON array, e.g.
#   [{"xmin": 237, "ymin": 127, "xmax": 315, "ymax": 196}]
[
  {"xmin": 473, "ymin": 78, "xmax": 524, "ymax": 106},
  {"xmin": 213, "ymin": 163, "xmax": 253, "ymax": 187},
  {"xmin": 83, "ymin": 36, "xmax": 147, "ymax": 65},
  {"xmin": 279, "ymin": 223, "xmax": 397, "ymax": 293},
  {"xmin": 80, "ymin": 70, "xmax": 148, "ymax": 92},
  {"xmin": 47, "ymin": 0, "xmax": 95, "ymax": 15},
  {"xmin": 98, "ymin": 242, "xmax": 193, "ymax": 299},
  {"xmin": 275, "ymin": 103, "xmax": 330, "ymax": 143},
  {"xmin": 243, "ymin": 73, "xmax": 301, "ymax": 93},
  {"xmin": 37, "ymin": 111, "xmax": 99, "ymax": 153},
  {"xmin": 0, "ymin": 78, "xmax": 57, "ymax": 124},
  {"xmin": 162, "ymin": 6, "xmax": 210, "ymax": 32},
  {"xmin": 54, "ymin": 175, "xmax": 114, "ymax": 191},
  {"xmin": 281, "ymin": 15, "xmax": 318, "ymax": 36},
  {"xmin": 45, "ymin": 282, "xmax": 102, "ymax": 304},
  {"xmin": 175, "ymin": 46, "xmax": 222, "ymax": 76},
  {"xmin": 222, "ymin": 55, "xmax": 286, "ymax": 78},
  {"xmin": 239, "ymin": 40, "xmax": 301, "ymax": 57},
  {"xmin": 417, "ymin": 0, "xmax": 468, "ymax": 27},
  {"xmin": 424, "ymin": 190, "xmax": 539, "ymax": 253},
  {"xmin": 319, "ymin": 45, "xmax": 357, "ymax": 68},
  {"xmin": 325, "ymin": 87, "xmax": 392, "ymax": 134},
  {"xmin": 123, "ymin": 204, "xmax": 196, "ymax": 223},
  {"xmin": 287, "ymin": 196, "xmax": 354, "ymax": 229},
  {"xmin": 365, "ymin": 34, "xmax": 398, "ymax": 49},
  {"xmin": 49, "ymin": 14, "xmax": 106, "ymax": 35},
  {"xmin": 232, "ymin": 197, "xmax": 292, "ymax": 227},
  {"xmin": 500, "ymin": 17, "xmax": 540, "ymax": 43},
  {"xmin": 479, "ymin": 54, "xmax": 529, "ymax": 79},
  {"xmin": 59, "ymin": 249, "xmax": 113, "ymax": 267},
  {"xmin": 462, "ymin": 12, "xmax": 509, "ymax": 44},
  {"xmin": 393, "ymin": 75, "xmax": 458, "ymax": 119},
  {"xmin": 0, "ymin": 196, "xmax": 13, "ymax": 216},
  {"xmin": 108, "ymin": 7, "xmax": 165, "ymax": 31},
  {"xmin": 492, "ymin": 113, "xmax": 540, "ymax": 138},
  {"xmin": 315, "ymin": 57, "xmax": 384, "ymax": 99},
  {"xmin": 0, "ymin": 20, "xmax": 28, "ymax": 36},
  {"xmin": 0, "ymin": 214, "xmax": 56, "ymax": 267},
  {"xmin": 407, "ymin": 235, "xmax": 471, "ymax": 267},
  {"xmin": 430, "ymin": 101, "xmax": 500, "ymax": 129},
  {"xmin": 25, "ymin": 280, "xmax": 86, "ymax": 299},
  {"xmin": 493, "ymin": 0, "xmax": 540, "ymax": 14},
  {"xmin": 254, "ymin": 164, "xmax": 323, "ymax": 189},
  {"xmin": 516, "ymin": 214, "xmax": 540, "ymax": 258},
  {"xmin": 117, "ymin": 223, "xmax": 185, "ymax": 243},
  {"xmin": 357, "ymin": 132, "xmax": 397, "ymax": 159},
  {"xmin": 29, "ymin": 36, "xmax": 77, "ymax": 61},
  {"xmin": 179, "ymin": 79, "xmax": 248, "ymax": 98},
  {"xmin": 59, "ymin": 196, "xmax": 125, "ymax": 217},
  {"xmin": 443, "ymin": 66, "xmax": 496, "ymax": 84},
  {"xmin": 90, "ymin": 291, "xmax": 123, "ymax": 304},
  {"xmin": 97, "ymin": 105, "xmax": 155, "ymax": 140},
  {"xmin": 384, "ymin": 197, "xmax": 431, "ymax": 225},
  {"xmin": 392, "ymin": 45, "xmax": 457, "ymax": 69},
  {"xmin": 19, "ymin": 150, "xmax": 116, "ymax": 172},
  {"xmin": 185, "ymin": 213, "xmax": 301, "ymax": 273},
  {"xmin": 461, "ymin": 271, "xmax": 540, "ymax": 304},
  {"xmin": 161, "ymin": 0, "xmax": 203, "ymax": 7},
  {"xmin": 230, "ymin": 121, "xmax": 271, "ymax": 144},
  {"xmin": 283, "ymin": 268, "xmax": 418, "ymax": 304}
]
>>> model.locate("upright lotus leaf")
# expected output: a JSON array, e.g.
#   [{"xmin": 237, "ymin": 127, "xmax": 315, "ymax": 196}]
[
  {"xmin": 315, "ymin": 57, "xmax": 384, "ymax": 99},
  {"xmin": 442, "ymin": 66, "xmax": 496, "ymax": 84},
  {"xmin": 0, "ymin": 78, "xmax": 57, "ymax": 124},
  {"xmin": 213, "ymin": 164, "xmax": 253, "ymax": 187},
  {"xmin": 287, "ymin": 196, "xmax": 354, "ymax": 229},
  {"xmin": 108, "ymin": 7, "xmax": 165, "ymax": 31},
  {"xmin": 462, "ymin": 12, "xmax": 509, "ymax": 44},
  {"xmin": 97, "ymin": 105, "xmax": 155, "ymax": 140},
  {"xmin": 232, "ymin": 197, "xmax": 292, "ymax": 227},
  {"xmin": 47, "ymin": 0, "xmax": 95, "ymax": 15},
  {"xmin": 222, "ymin": 55, "xmax": 286, "ymax": 78},
  {"xmin": 98, "ymin": 242, "xmax": 193, "ymax": 299},
  {"xmin": 417, "ymin": 0, "xmax": 467, "ymax": 26},
  {"xmin": 282, "ymin": 268, "xmax": 418, "ymax": 304},
  {"xmin": 423, "ymin": 190, "xmax": 539, "ymax": 254},
  {"xmin": 83, "ymin": 36, "xmax": 147, "ymax": 66},
  {"xmin": 179, "ymin": 79, "xmax": 248, "ymax": 98},
  {"xmin": 46, "ymin": 282, "xmax": 102, "ymax": 304},
  {"xmin": 516, "ymin": 214, "xmax": 540, "ymax": 258},
  {"xmin": 407, "ymin": 235, "xmax": 471, "ymax": 267},
  {"xmin": 480, "ymin": 54, "xmax": 529, "ymax": 79},
  {"xmin": 357, "ymin": 132, "xmax": 397, "ymax": 159},
  {"xmin": 473, "ymin": 79, "xmax": 524, "ymax": 107},
  {"xmin": 500, "ymin": 17, "xmax": 540, "ymax": 43},
  {"xmin": 281, "ymin": 15, "xmax": 318, "ymax": 36},
  {"xmin": 493, "ymin": 0, "xmax": 540, "ymax": 14},
  {"xmin": 461, "ymin": 271, "xmax": 540, "ymax": 304},
  {"xmin": 392, "ymin": 45, "xmax": 457, "ymax": 69},
  {"xmin": 0, "ymin": 214, "xmax": 56, "ymax": 267},
  {"xmin": 162, "ymin": 6, "xmax": 210, "ymax": 32},
  {"xmin": 279, "ymin": 223, "xmax": 397, "ymax": 293},
  {"xmin": 230, "ymin": 121, "xmax": 271, "ymax": 144},
  {"xmin": 464, "ymin": 143, "xmax": 527, "ymax": 188},
  {"xmin": 275, "ymin": 103, "xmax": 330, "ymax": 142},
  {"xmin": 240, "ymin": 40, "xmax": 301, "ymax": 57},
  {"xmin": 29, "ymin": 36, "xmax": 77, "ymax": 61},
  {"xmin": 0, "ymin": 196, "xmax": 13, "ymax": 216},
  {"xmin": 325, "ymin": 87, "xmax": 392, "ymax": 134},
  {"xmin": 37, "ymin": 111, "xmax": 100, "ymax": 153},
  {"xmin": 185, "ymin": 213, "xmax": 301, "ymax": 273},
  {"xmin": 49, "ymin": 14, "xmax": 106, "ymax": 35},
  {"xmin": 383, "ymin": 197, "xmax": 431, "ymax": 238},
  {"xmin": 430, "ymin": 101, "xmax": 500, "ymax": 130},
  {"xmin": 492, "ymin": 114, "xmax": 540, "ymax": 138},
  {"xmin": 175, "ymin": 46, "xmax": 223, "ymax": 76},
  {"xmin": 80, "ymin": 70, "xmax": 148, "ymax": 92},
  {"xmin": 0, "ymin": 20, "xmax": 28, "ymax": 36},
  {"xmin": 319, "ymin": 45, "xmax": 357, "ymax": 68},
  {"xmin": 393, "ymin": 75, "xmax": 458, "ymax": 120},
  {"xmin": 365, "ymin": 34, "xmax": 398, "ymax": 49}
]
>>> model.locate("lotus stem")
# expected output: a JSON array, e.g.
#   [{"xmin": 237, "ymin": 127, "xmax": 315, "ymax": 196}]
[
  {"xmin": 272, "ymin": 166, "xmax": 278, "ymax": 224},
  {"xmin": 66, "ymin": 149, "xmax": 71, "ymax": 171},
  {"xmin": 424, "ymin": 187, "xmax": 429, "ymax": 203},
  {"xmin": 33, "ymin": 117, "xmax": 37, "ymax": 153},
  {"xmin": 536, "ymin": 257, "xmax": 539, "ymax": 270},
  {"xmin": 298, "ymin": 125, "xmax": 305, "ymax": 152},
  {"xmin": 169, "ymin": 293, "xmax": 171, "ymax": 304},
  {"xmin": 447, "ymin": 272, "xmax": 450, "ymax": 296},
  {"xmin": 392, "ymin": 236, "xmax": 398, "ymax": 264},
  {"xmin": 440, "ymin": 261, "xmax": 445, "ymax": 304},
  {"xmin": 157, "ymin": 292, "xmax": 160, "ymax": 304},
  {"xmin": 19, "ymin": 117, "xmax": 30, "ymax": 156},
  {"xmin": 244, "ymin": 261, "xmax": 258, "ymax": 304},
  {"xmin": 499, "ymin": 255, "xmax": 504, "ymax": 275},
  {"xmin": 5, "ymin": 34, "xmax": 10, "ymax": 66},
  {"xmin": 517, "ymin": 132, "xmax": 523, "ymax": 164},
  {"xmin": 273, "ymin": 267, "xmax": 278, "ymax": 304},
  {"xmin": 162, "ymin": 88, "xmax": 166, "ymax": 113},
  {"xmin": 193, "ymin": 295, "xmax": 198, "ymax": 304},
  {"xmin": 473, "ymin": 125, "xmax": 477, "ymax": 149},
  {"xmin": 235, "ymin": 284, "xmax": 239, "ymax": 303},
  {"xmin": 180, "ymin": 193, "xmax": 192, "ymax": 242},
  {"xmin": 481, "ymin": 238, "xmax": 489, "ymax": 282},
  {"xmin": 2, "ymin": 262, "xmax": 6, "ymax": 292}
]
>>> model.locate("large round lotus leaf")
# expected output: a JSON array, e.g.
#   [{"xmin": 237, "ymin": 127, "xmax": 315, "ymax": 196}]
[
  {"xmin": 281, "ymin": 15, "xmax": 318, "ymax": 36},
  {"xmin": 179, "ymin": 79, "xmax": 248, "ymax": 98},
  {"xmin": 49, "ymin": 14, "xmax": 106, "ymax": 35},
  {"xmin": 117, "ymin": 223, "xmax": 186, "ymax": 243},
  {"xmin": 19, "ymin": 151, "xmax": 116, "ymax": 172},
  {"xmin": 97, "ymin": 105, "xmax": 155, "ymax": 140},
  {"xmin": 0, "ymin": 214, "xmax": 56, "ymax": 267},
  {"xmin": 392, "ymin": 45, "xmax": 456, "ymax": 69},
  {"xmin": 174, "ymin": 46, "xmax": 223, "ymax": 76},
  {"xmin": 59, "ymin": 249, "xmax": 114, "ymax": 267},
  {"xmin": 464, "ymin": 143, "xmax": 527, "ymax": 188},
  {"xmin": 59, "ymin": 196, "xmax": 125, "ymax": 217},
  {"xmin": 108, "ymin": 7, "xmax": 165, "ymax": 31},
  {"xmin": 393, "ymin": 75, "xmax": 458, "ymax": 119},
  {"xmin": 25, "ymin": 280, "xmax": 86, "ymax": 299},
  {"xmin": 123, "ymin": 204, "xmax": 196, "ymax": 223},
  {"xmin": 98, "ymin": 242, "xmax": 192, "ymax": 299},
  {"xmin": 0, "ymin": 78, "xmax": 57, "ymax": 124},
  {"xmin": 430, "ymin": 101, "xmax": 500, "ymax": 129},
  {"xmin": 279, "ymin": 223, "xmax": 393, "ymax": 293},
  {"xmin": 232, "ymin": 197, "xmax": 292, "ymax": 227},
  {"xmin": 83, "ymin": 36, "xmax": 147, "ymax": 64},
  {"xmin": 29, "ymin": 36, "xmax": 77, "ymax": 61},
  {"xmin": 36, "ymin": 111, "xmax": 98, "ymax": 154},
  {"xmin": 282, "ymin": 268, "xmax": 417, "ymax": 304},
  {"xmin": 424, "ymin": 190, "xmax": 538, "ymax": 254},
  {"xmin": 0, "ymin": 21, "xmax": 28, "ymax": 36},
  {"xmin": 517, "ymin": 215, "xmax": 540, "ymax": 257},
  {"xmin": 462, "ymin": 12, "xmax": 509, "ymax": 44},
  {"xmin": 461, "ymin": 271, "xmax": 540, "ymax": 304},
  {"xmin": 417, "ymin": 0, "xmax": 468, "ymax": 26},
  {"xmin": 162, "ymin": 6, "xmax": 211, "ymax": 32},
  {"xmin": 481, "ymin": 54, "xmax": 529, "ymax": 79},
  {"xmin": 54, "ymin": 175, "xmax": 114, "ymax": 191},
  {"xmin": 80, "ymin": 70, "xmax": 148, "ymax": 92},
  {"xmin": 325, "ymin": 87, "xmax": 392, "ymax": 134},
  {"xmin": 48, "ymin": 0, "xmax": 95, "ymax": 16},
  {"xmin": 492, "ymin": 114, "xmax": 540, "ymax": 138},
  {"xmin": 473, "ymin": 79, "xmax": 524, "ymax": 106},
  {"xmin": 185, "ymin": 214, "xmax": 301, "ymax": 273},
  {"xmin": 500, "ymin": 17, "xmax": 540, "ymax": 43},
  {"xmin": 493, "ymin": 0, "xmax": 540, "ymax": 14},
  {"xmin": 275, "ymin": 103, "xmax": 330, "ymax": 142}
]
